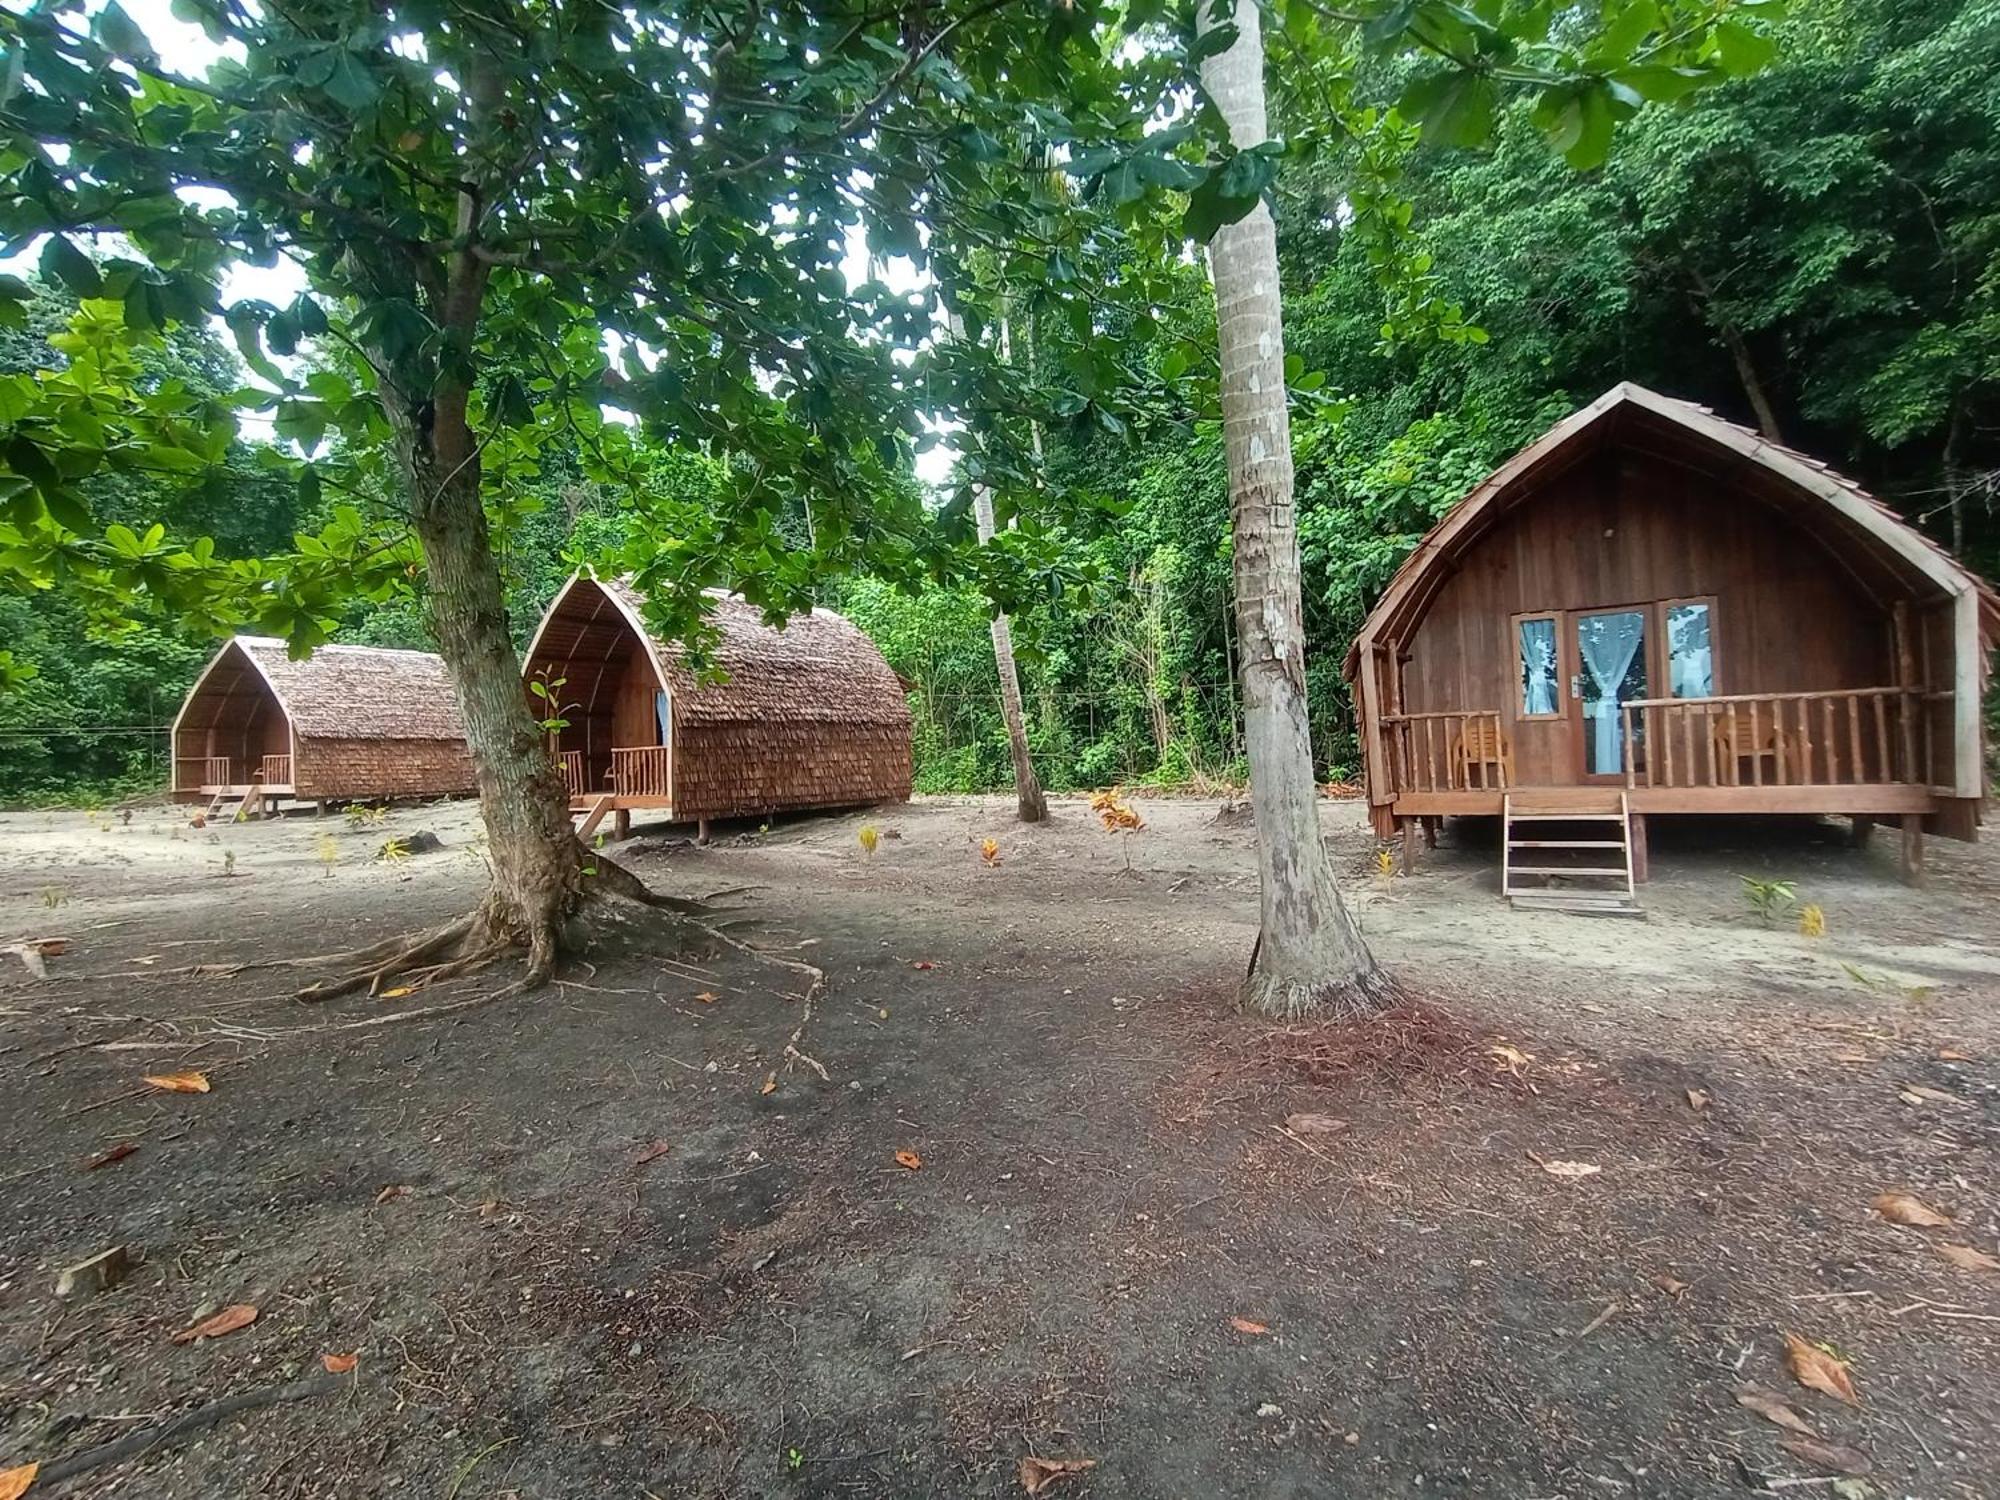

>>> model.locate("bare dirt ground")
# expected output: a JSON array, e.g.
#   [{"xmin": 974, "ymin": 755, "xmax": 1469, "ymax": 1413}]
[{"xmin": 0, "ymin": 792, "xmax": 1994, "ymax": 1499}]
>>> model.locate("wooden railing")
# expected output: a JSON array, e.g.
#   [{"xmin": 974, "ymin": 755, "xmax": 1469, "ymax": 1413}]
[
  {"xmin": 260, "ymin": 753, "xmax": 292, "ymax": 788},
  {"xmin": 611, "ymin": 745, "xmax": 671, "ymax": 800},
  {"xmin": 1379, "ymin": 710, "xmax": 1509, "ymax": 793},
  {"xmin": 554, "ymin": 749, "xmax": 587, "ymax": 799},
  {"xmin": 1620, "ymin": 688, "xmax": 1931, "ymax": 789},
  {"xmin": 200, "ymin": 755, "xmax": 235, "ymax": 789}
]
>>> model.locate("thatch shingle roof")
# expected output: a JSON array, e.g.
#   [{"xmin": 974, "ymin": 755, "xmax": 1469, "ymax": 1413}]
[
  {"xmin": 234, "ymin": 637, "xmax": 468, "ymax": 741},
  {"xmin": 599, "ymin": 580, "xmax": 910, "ymax": 729}
]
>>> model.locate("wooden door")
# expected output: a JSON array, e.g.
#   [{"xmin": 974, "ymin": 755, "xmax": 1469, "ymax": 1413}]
[
  {"xmin": 1571, "ymin": 605, "xmax": 1651, "ymax": 782},
  {"xmin": 1508, "ymin": 609, "xmax": 1574, "ymax": 787}
]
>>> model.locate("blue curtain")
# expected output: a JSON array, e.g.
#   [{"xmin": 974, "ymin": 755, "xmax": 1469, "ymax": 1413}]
[{"xmin": 654, "ymin": 690, "xmax": 670, "ymax": 745}]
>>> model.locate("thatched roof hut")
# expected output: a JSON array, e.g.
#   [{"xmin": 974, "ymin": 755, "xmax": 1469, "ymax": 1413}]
[
  {"xmin": 171, "ymin": 636, "xmax": 475, "ymax": 804},
  {"xmin": 522, "ymin": 574, "xmax": 912, "ymax": 823}
]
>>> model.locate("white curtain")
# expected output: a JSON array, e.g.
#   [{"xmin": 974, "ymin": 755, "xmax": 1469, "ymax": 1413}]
[
  {"xmin": 654, "ymin": 690, "xmax": 670, "ymax": 745},
  {"xmin": 1579, "ymin": 614, "xmax": 1644, "ymax": 774},
  {"xmin": 1520, "ymin": 619, "xmax": 1558, "ymax": 715}
]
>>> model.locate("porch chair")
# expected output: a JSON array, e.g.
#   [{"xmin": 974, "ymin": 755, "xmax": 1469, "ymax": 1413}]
[
  {"xmin": 1710, "ymin": 705, "xmax": 1801, "ymax": 785},
  {"xmin": 1450, "ymin": 720, "xmax": 1514, "ymax": 790}
]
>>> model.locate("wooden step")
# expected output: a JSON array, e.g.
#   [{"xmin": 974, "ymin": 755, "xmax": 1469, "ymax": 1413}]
[
  {"xmin": 1505, "ymin": 864, "xmax": 1629, "ymax": 878},
  {"xmin": 1507, "ymin": 892, "xmax": 1646, "ymax": 917},
  {"xmin": 1505, "ymin": 788, "xmax": 1626, "ymax": 815},
  {"xmin": 1506, "ymin": 839, "xmax": 1627, "ymax": 849}
]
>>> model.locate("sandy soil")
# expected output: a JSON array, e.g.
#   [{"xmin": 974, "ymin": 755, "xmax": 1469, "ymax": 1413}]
[{"xmin": 0, "ymin": 793, "xmax": 1994, "ymax": 1499}]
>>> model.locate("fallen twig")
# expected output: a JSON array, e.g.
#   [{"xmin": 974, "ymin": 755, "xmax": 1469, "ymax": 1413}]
[
  {"xmin": 31, "ymin": 1373, "xmax": 343, "ymax": 1488},
  {"xmin": 1573, "ymin": 1301, "xmax": 1621, "ymax": 1339}
]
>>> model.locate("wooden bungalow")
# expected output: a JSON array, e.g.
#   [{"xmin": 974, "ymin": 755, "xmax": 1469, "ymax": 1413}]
[
  {"xmin": 521, "ymin": 574, "xmax": 914, "ymax": 838},
  {"xmin": 170, "ymin": 637, "xmax": 476, "ymax": 818},
  {"xmin": 1344, "ymin": 383, "xmax": 1999, "ymax": 909}
]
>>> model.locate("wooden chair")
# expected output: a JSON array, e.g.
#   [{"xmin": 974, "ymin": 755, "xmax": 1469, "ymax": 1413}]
[
  {"xmin": 1711, "ymin": 705, "xmax": 1799, "ymax": 784},
  {"xmin": 1451, "ymin": 720, "xmax": 1514, "ymax": 790}
]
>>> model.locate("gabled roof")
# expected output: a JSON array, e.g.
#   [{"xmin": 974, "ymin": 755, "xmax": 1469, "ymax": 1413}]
[
  {"xmin": 1344, "ymin": 382, "xmax": 2000, "ymax": 678},
  {"xmin": 527, "ymin": 575, "xmax": 911, "ymax": 728},
  {"xmin": 218, "ymin": 637, "xmax": 467, "ymax": 741}
]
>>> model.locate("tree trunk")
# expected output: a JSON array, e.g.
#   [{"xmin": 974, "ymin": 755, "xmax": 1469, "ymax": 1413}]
[
  {"xmin": 397, "ymin": 404, "xmax": 582, "ymax": 983},
  {"xmin": 952, "ymin": 308, "xmax": 1047, "ymax": 823},
  {"xmin": 1685, "ymin": 267, "xmax": 1782, "ymax": 442},
  {"xmin": 973, "ymin": 484, "xmax": 1050, "ymax": 822},
  {"xmin": 1197, "ymin": 0, "xmax": 1385, "ymax": 1019}
]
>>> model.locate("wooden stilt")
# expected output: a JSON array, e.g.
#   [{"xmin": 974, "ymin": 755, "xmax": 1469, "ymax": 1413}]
[
  {"xmin": 1900, "ymin": 813, "xmax": 1926, "ymax": 887},
  {"xmin": 1848, "ymin": 815, "xmax": 1873, "ymax": 848},
  {"xmin": 315, "ymin": 800, "xmax": 327, "ymax": 818},
  {"xmin": 697, "ymin": 817, "xmax": 711, "ymax": 846},
  {"xmin": 613, "ymin": 808, "xmax": 631, "ymax": 841},
  {"xmin": 1399, "ymin": 817, "xmax": 1417, "ymax": 874},
  {"xmin": 1422, "ymin": 816, "xmax": 1439, "ymax": 850},
  {"xmin": 1628, "ymin": 812, "xmax": 1650, "ymax": 884}
]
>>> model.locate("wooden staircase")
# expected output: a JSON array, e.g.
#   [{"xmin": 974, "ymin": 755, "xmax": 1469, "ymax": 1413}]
[
  {"xmin": 574, "ymin": 792, "xmax": 617, "ymax": 841},
  {"xmin": 202, "ymin": 773, "xmax": 264, "ymax": 825},
  {"xmin": 1502, "ymin": 789, "xmax": 1642, "ymax": 916}
]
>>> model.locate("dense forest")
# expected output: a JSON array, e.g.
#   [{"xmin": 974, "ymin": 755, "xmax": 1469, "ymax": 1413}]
[{"xmin": 2, "ymin": 0, "xmax": 1993, "ymax": 805}]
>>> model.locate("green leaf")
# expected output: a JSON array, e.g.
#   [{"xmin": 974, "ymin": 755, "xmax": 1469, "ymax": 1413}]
[
  {"xmin": 1401, "ymin": 70, "xmax": 1498, "ymax": 149},
  {"xmin": 95, "ymin": 1, "xmax": 154, "ymax": 58},
  {"xmin": 1189, "ymin": 22, "xmax": 1239, "ymax": 63},
  {"xmin": 1712, "ymin": 20, "xmax": 1777, "ymax": 74},
  {"xmin": 321, "ymin": 50, "xmax": 380, "ymax": 110},
  {"xmin": 41, "ymin": 236, "xmax": 102, "ymax": 297}
]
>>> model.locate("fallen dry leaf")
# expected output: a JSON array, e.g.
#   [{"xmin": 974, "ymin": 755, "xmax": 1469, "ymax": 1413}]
[
  {"xmin": 1283, "ymin": 1112, "xmax": 1348, "ymax": 1137},
  {"xmin": 1686, "ymin": 1088, "xmax": 1710, "ymax": 1112},
  {"xmin": 143, "ymin": 1071, "xmax": 210, "ymax": 1094},
  {"xmin": 1779, "ymin": 1435, "xmax": 1872, "ymax": 1475},
  {"xmin": 633, "ymin": 1140, "xmax": 672, "ymax": 1166},
  {"xmin": 373, "ymin": 1184, "xmax": 412, "ymax": 1206},
  {"xmin": 1937, "ymin": 1243, "xmax": 2000, "ymax": 1273},
  {"xmin": 1649, "ymin": 1271, "xmax": 1689, "ymax": 1298},
  {"xmin": 0, "ymin": 1462, "xmax": 37, "ymax": 1500},
  {"xmin": 911, "ymin": 960, "xmax": 935, "ymax": 970},
  {"xmin": 1228, "ymin": 1317, "xmax": 1270, "ymax": 1335},
  {"xmin": 693, "ymin": 991, "xmax": 718, "ymax": 1004},
  {"xmin": 1871, "ymin": 1191, "xmax": 1951, "ymax": 1228},
  {"xmin": 321, "ymin": 1351, "xmax": 359, "ymax": 1374},
  {"xmin": 476, "ymin": 1199, "xmax": 502, "ymax": 1218},
  {"xmin": 171, "ymin": 1303, "xmax": 258, "ymax": 1345},
  {"xmin": 1538, "ymin": 1159, "xmax": 1602, "ymax": 1179},
  {"xmin": 1936, "ymin": 1047, "xmax": 1971, "ymax": 1061},
  {"xmin": 980, "ymin": 838, "xmax": 1001, "ymax": 866},
  {"xmin": 759, "ymin": 1073, "xmax": 778, "ymax": 1096},
  {"xmin": 1018, "ymin": 1456, "xmax": 1096, "ymax": 1495},
  {"xmin": 1784, "ymin": 1333, "xmax": 1859, "ymax": 1406},
  {"xmin": 83, "ymin": 1141, "xmax": 138, "ymax": 1171},
  {"xmin": 1735, "ymin": 1382, "xmax": 1817, "ymax": 1436},
  {"xmin": 1487, "ymin": 1043, "xmax": 1533, "ymax": 1074},
  {"xmin": 379, "ymin": 986, "xmax": 414, "ymax": 999},
  {"xmin": 894, "ymin": 1149, "xmax": 923, "ymax": 1171}
]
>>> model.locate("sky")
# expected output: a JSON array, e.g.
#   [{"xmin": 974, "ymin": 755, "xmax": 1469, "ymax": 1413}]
[{"xmin": 10, "ymin": 0, "xmax": 960, "ymax": 481}]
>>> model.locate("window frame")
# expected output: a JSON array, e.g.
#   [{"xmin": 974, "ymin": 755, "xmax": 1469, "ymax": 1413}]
[
  {"xmin": 1660, "ymin": 594, "xmax": 1720, "ymax": 701},
  {"xmin": 1509, "ymin": 610, "xmax": 1567, "ymax": 723}
]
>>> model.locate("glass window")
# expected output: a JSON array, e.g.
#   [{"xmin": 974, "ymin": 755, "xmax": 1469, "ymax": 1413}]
[
  {"xmin": 1577, "ymin": 610, "xmax": 1648, "ymax": 776},
  {"xmin": 1518, "ymin": 617, "xmax": 1559, "ymax": 716},
  {"xmin": 1667, "ymin": 602, "xmax": 1713, "ymax": 699}
]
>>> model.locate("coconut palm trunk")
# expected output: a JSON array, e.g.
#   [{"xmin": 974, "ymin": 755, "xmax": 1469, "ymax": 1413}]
[{"xmin": 1197, "ymin": 0, "xmax": 1386, "ymax": 1019}]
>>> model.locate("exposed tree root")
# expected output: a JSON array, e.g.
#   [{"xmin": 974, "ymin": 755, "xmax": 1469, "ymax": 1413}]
[
  {"xmin": 295, "ymin": 915, "xmax": 479, "ymax": 1003},
  {"xmin": 283, "ymin": 853, "xmax": 817, "ymax": 1028}
]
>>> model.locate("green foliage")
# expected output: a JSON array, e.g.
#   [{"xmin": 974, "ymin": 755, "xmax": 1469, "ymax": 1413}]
[{"xmin": 1740, "ymin": 875, "xmax": 1798, "ymax": 925}]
